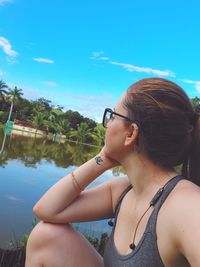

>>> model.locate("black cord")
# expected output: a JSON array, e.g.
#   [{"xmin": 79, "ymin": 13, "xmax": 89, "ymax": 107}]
[{"xmin": 129, "ymin": 176, "xmax": 178, "ymax": 250}]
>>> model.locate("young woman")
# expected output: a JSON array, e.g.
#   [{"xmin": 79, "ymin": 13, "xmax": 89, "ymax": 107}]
[{"xmin": 25, "ymin": 78, "xmax": 200, "ymax": 267}]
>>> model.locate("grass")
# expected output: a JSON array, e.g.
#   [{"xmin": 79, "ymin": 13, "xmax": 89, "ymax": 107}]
[
  {"xmin": 0, "ymin": 122, "xmax": 5, "ymax": 129},
  {"xmin": 8, "ymin": 217, "xmax": 37, "ymax": 250}
]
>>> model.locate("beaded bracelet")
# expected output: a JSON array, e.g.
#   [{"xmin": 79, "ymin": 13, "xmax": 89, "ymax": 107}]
[{"xmin": 71, "ymin": 172, "xmax": 82, "ymax": 193}]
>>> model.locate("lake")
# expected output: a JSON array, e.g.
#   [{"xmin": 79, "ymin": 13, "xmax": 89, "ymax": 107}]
[{"xmin": 0, "ymin": 128, "xmax": 117, "ymax": 249}]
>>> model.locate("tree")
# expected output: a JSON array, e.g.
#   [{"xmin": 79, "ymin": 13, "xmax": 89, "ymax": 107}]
[
  {"xmin": 93, "ymin": 123, "xmax": 105, "ymax": 147},
  {"xmin": 191, "ymin": 97, "xmax": 200, "ymax": 114},
  {"xmin": 7, "ymin": 86, "xmax": 23, "ymax": 121},
  {"xmin": 64, "ymin": 110, "xmax": 85, "ymax": 129},
  {"xmin": 55, "ymin": 119, "xmax": 70, "ymax": 135},
  {"xmin": 69, "ymin": 122, "xmax": 96, "ymax": 144},
  {"xmin": 31, "ymin": 111, "xmax": 45, "ymax": 135},
  {"xmin": 0, "ymin": 80, "xmax": 8, "ymax": 100},
  {"xmin": 32, "ymin": 98, "xmax": 52, "ymax": 113}
]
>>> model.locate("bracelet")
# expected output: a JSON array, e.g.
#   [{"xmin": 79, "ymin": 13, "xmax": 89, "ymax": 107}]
[{"xmin": 71, "ymin": 172, "xmax": 82, "ymax": 193}]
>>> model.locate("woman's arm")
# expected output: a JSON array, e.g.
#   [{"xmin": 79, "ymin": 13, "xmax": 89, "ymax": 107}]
[{"xmin": 33, "ymin": 148, "xmax": 118, "ymax": 222}]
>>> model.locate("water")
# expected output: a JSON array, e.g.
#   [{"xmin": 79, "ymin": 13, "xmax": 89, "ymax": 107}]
[{"xmin": 0, "ymin": 128, "xmax": 117, "ymax": 249}]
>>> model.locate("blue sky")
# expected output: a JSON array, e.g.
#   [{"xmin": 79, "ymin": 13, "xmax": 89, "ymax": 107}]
[{"xmin": 0, "ymin": 0, "xmax": 200, "ymax": 122}]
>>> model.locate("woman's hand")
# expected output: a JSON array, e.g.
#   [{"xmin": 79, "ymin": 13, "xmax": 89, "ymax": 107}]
[{"xmin": 97, "ymin": 146, "xmax": 120, "ymax": 169}]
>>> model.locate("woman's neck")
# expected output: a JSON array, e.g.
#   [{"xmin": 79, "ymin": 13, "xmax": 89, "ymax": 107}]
[{"xmin": 121, "ymin": 153, "xmax": 177, "ymax": 199}]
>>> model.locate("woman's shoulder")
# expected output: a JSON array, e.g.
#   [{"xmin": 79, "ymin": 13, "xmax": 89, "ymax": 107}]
[
  {"xmin": 164, "ymin": 178, "xmax": 200, "ymax": 235},
  {"xmin": 166, "ymin": 178, "xmax": 200, "ymax": 213},
  {"xmin": 172, "ymin": 178, "xmax": 200, "ymax": 200}
]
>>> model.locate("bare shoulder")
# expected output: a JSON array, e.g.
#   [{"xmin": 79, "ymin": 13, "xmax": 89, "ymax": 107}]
[
  {"xmin": 166, "ymin": 179, "xmax": 200, "ymax": 217},
  {"xmin": 169, "ymin": 179, "xmax": 200, "ymax": 207},
  {"xmin": 166, "ymin": 179, "xmax": 200, "ymax": 265},
  {"xmin": 109, "ymin": 175, "xmax": 131, "ymax": 213}
]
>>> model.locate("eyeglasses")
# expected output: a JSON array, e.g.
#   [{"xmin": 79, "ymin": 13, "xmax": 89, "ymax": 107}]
[{"xmin": 102, "ymin": 108, "xmax": 133, "ymax": 128}]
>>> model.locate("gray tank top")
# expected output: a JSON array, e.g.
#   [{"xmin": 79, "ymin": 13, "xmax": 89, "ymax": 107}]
[{"xmin": 103, "ymin": 175, "xmax": 183, "ymax": 267}]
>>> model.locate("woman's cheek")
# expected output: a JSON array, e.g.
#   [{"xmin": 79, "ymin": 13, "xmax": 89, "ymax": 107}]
[{"xmin": 104, "ymin": 127, "xmax": 123, "ymax": 158}]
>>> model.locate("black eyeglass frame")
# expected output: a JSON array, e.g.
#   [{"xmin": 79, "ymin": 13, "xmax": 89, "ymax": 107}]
[{"xmin": 102, "ymin": 108, "xmax": 133, "ymax": 128}]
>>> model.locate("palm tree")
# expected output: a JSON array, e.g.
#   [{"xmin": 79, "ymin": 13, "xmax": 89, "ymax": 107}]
[
  {"xmin": 0, "ymin": 80, "xmax": 8, "ymax": 100},
  {"xmin": 31, "ymin": 111, "xmax": 45, "ymax": 136},
  {"xmin": 7, "ymin": 86, "xmax": 23, "ymax": 121},
  {"xmin": 52, "ymin": 119, "xmax": 70, "ymax": 143},
  {"xmin": 93, "ymin": 123, "xmax": 105, "ymax": 147},
  {"xmin": 69, "ymin": 122, "xmax": 96, "ymax": 144}
]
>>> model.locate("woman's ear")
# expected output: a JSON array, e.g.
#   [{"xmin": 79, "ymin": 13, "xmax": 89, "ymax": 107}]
[{"xmin": 124, "ymin": 123, "xmax": 139, "ymax": 146}]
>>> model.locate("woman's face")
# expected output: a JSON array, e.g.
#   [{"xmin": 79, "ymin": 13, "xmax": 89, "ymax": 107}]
[{"xmin": 104, "ymin": 93, "xmax": 131, "ymax": 159}]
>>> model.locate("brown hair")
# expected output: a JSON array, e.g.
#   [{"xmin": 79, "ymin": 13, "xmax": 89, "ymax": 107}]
[{"xmin": 124, "ymin": 78, "xmax": 200, "ymax": 185}]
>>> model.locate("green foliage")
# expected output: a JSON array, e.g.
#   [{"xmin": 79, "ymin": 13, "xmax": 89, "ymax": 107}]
[
  {"xmin": 0, "ymin": 122, "xmax": 5, "ymax": 129},
  {"xmin": 64, "ymin": 110, "xmax": 85, "ymax": 129},
  {"xmin": 82, "ymin": 232, "xmax": 99, "ymax": 249},
  {"xmin": 8, "ymin": 86, "xmax": 23, "ymax": 101},
  {"xmin": 31, "ymin": 111, "xmax": 46, "ymax": 131},
  {"xmin": 32, "ymin": 216, "xmax": 37, "ymax": 228},
  {"xmin": 8, "ymin": 217, "xmax": 38, "ymax": 250},
  {"xmin": 0, "ymin": 111, "xmax": 8, "ymax": 123},
  {"xmin": 69, "ymin": 121, "xmax": 97, "ymax": 144},
  {"xmin": 0, "ymin": 80, "xmax": 101, "ymax": 143},
  {"xmin": 191, "ymin": 97, "xmax": 200, "ymax": 108},
  {"xmin": 93, "ymin": 123, "xmax": 105, "ymax": 146},
  {"xmin": 0, "ymin": 80, "xmax": 8, "ymax": 100},
  {"xmin": 31, "ymin": 98, "xmax": 52, "ymax": 113}
]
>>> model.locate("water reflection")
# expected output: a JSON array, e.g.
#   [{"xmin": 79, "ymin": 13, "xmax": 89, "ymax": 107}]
[
  {"xmin": 0, "ymin": 128, "xmax": 101, "ymax": 168},
  {"xmin": 0, "ymin": 131, "xmax": 7, "ymax": 156},
  {"xmin": 0, "ymin": 128, "xmax": 118, "ymax": 249}
]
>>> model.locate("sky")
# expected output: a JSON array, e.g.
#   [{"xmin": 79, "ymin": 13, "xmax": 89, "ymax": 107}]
[{"xmin": 0, "ymin": 0, "xmax": 200, "ymax": 122}]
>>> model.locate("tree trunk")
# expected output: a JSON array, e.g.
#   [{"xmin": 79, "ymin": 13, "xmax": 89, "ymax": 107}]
[{"xmin": 8, "ymin": 101, "xmax": 14, "ymax": 121}]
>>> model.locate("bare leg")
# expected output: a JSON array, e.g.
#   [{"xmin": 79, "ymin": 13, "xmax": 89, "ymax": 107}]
[{"xmin": 25, "ymin": 221, "xmax": 104, "ymax": 267}]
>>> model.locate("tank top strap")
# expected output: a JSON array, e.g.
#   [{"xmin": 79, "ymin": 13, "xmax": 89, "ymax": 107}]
[
  {"xmin": 147, "ymin": 174, "xmax": 183, "ymax": 234},
  {"xmin": 107, "ymin": 183, "xmax": 133, "ymax": 227},
  {"xmin": 114, "ymin": 184, "xmax": 133, "ymax": 215}
]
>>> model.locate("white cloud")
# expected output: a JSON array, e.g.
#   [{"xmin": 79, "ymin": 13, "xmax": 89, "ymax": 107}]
[
  {"xmin": 0, "ymin": 69, "xmax": 5, "ymax": 76},
  {"xmin": 100, "ymin": 57, "xmax": 109, "ymax": 61},
  {"xmin": 91, "ymin": 51, "xmax": 106, "ymax": 60},
  {"xmin": 5, "ymin": 195, "xmax": 22, "ymax": 202},
  {"xmin": 0, "ymin": 36, "xmax": 18, "ymax": 57},
  {"xmin": 181, "ymin": 79, "xmax": 200, "ymax": 85},
  {"xmin": 13, "ymin": 80, "xmax": 114, "ymax": 122},
  {"xmin": 42, "ymin": 81, "xmax": 57, "ymax": 87},
  {"xmin": 62, "ymin": 92, "xmax": 116, "ymax": 122},
  {"xmin": 197, "ymin": 85, "xmax": 200, "ymax": 93},
  {"xmin": 0, "ymin": 0, "xmax": 13, "ymax": 5},
  {"xmin": 181, "ymin": 79, "xmax": 200, "ymax": 93},
  {"xmin": 91, "ymin": 52, "xmax": 175, "ymax": 77},
  {"xmin": 33, "ymin": 58, "xmax": 54, "ymax": 64},
  {"xmin": 109, "ymin": 61, "xmax": 175, "ymax": 77},
  {"xmin": 92, "ymin": 51, "xmax": 104, "ymax": 57}
]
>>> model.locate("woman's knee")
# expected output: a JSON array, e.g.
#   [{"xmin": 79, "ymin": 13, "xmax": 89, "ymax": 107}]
[
  {"xmin": 26, "ymin": 221, "xmax": 104, "ymax": 267},
  {"xmin": 27, "ymin": 221, "xmax": 72, "ymax": 250}
]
